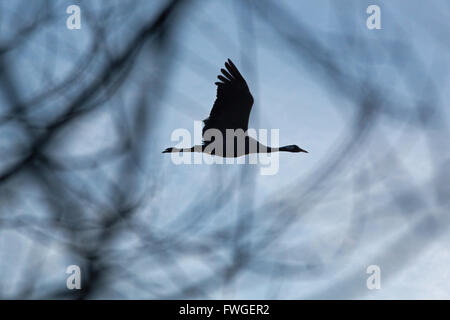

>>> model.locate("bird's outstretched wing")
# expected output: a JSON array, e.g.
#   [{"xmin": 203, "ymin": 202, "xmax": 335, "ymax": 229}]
[{"xmin": 203, "ymin": 59, "xmax": 254, "ymax": 142}]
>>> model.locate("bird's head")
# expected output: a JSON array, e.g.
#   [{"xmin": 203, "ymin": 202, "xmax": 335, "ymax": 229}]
[{"xmin": 280, "ymin": 145, "xmax": 308, "ymax": 153}]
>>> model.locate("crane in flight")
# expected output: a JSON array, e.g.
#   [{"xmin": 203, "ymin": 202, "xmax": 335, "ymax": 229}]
[{"xmin": 163, "ymin": 59, "xmax": 308, "ymax": 157}]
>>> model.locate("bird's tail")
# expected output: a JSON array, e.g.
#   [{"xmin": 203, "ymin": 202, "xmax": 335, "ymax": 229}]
[{"xmin": 162, "ymin": 146, "xmax": 202, "ymax": 153}]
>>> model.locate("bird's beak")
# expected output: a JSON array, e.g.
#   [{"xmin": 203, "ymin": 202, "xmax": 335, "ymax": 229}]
[{"xmin": 300, "ymin": 148, "xmax": 308, "ymax": 153}]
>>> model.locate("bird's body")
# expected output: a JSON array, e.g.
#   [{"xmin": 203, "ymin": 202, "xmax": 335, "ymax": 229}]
[{"xmin": 163, "ymin": 59, "xmax": 308, "ymax": 156}]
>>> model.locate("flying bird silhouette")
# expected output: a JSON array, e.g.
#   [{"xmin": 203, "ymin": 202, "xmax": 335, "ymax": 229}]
[{"xmin": 163, "ymin": 59, "xmax": 308, "ymax": 157}]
